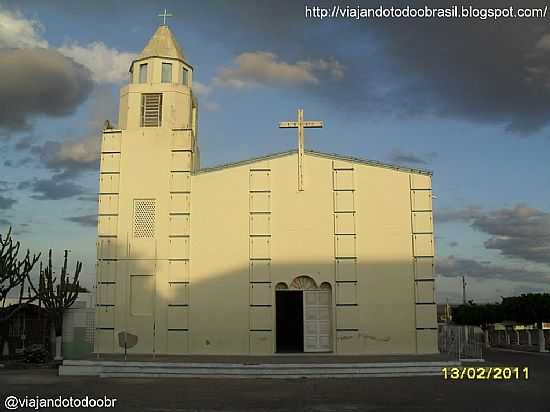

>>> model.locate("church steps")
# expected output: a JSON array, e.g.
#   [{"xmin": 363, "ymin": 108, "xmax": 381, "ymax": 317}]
[{"xmin": 60, "ymin": 360, "xmax": 461, "ymax": 378}]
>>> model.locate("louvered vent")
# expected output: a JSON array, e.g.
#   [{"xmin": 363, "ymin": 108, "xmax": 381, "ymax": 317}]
[
  {"xmin": 133, "ymin": 199, "xmax": 156, "ymax": 238},
  {"xmin": 140, "ymin": 93, "xmax": 162, "ymax": 127}
]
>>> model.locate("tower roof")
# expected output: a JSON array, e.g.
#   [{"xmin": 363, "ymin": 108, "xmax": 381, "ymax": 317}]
[{"xmin": 138, "ymin": 25, "xmax": 186, "ymax": 61}]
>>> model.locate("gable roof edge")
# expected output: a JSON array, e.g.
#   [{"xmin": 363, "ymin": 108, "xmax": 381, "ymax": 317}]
[{"xmin": 193, "ymin": 150, "xmax": 432, "ymax": 176}]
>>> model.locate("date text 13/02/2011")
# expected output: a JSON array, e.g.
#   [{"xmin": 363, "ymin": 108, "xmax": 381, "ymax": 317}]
[{"xmin": 442, "ymin": 367, "xmax": 529, "ymax": 380}]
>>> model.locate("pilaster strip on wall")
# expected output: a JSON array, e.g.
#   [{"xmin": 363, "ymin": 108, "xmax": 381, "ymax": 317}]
[
  {"xmin": 248, "ymin": 165, "xmax": 273, "ymax": 352},
  {"xmin": 95, "ymin": 130, "xmax": 122, "ymax": 350},
  {"xmin": 409, "ymin": 174, "xmax": 437, "ymax": 351},
  {"xmin": 332, "ymin": 161, "xmax": 359, "ymax": 337},
  {"xmin": 165, "ymin": 132, "xmax": 194, "ymax": 350}
]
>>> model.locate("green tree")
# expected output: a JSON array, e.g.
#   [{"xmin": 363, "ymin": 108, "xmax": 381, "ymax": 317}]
[
  {"xmin": 453, "ymin": 302, "xmax": 502, "ymax": 329},
  {"xmin": 454, "ymin": 294, "xmax": 550, "ymax": 352},
  {"xmin": 28, "ymin": 249, "xmax": 82, "ymax": 360},
  {"xmin": 500, "ymin": 293, "xmax": 550, "ymax": 327},
  {"xmin": 0, "ymin": 227, "xmax": 40, "ymax": 322}
]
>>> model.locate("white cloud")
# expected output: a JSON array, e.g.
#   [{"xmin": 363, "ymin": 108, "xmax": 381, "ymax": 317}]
[
  {"xmin": 192, "ymin": 81, "xmax": 219, "ymax": 111},
  {"xmin": 0, "ymin": 8, "xmax": 135, "ymax": 84},
  {"xmin": 33, "ymin": 87, "xmax": 116, "ymax": 176},
  {"xmin": 298, "ymin": 58, "xmax": 345, "ymax": 81},
  {"xmin": 192, "ymin": 81, "xmax": 212, "ymax": 97},
  {"xmin": 213, "ymin": 51, "xmax": 344, "ymax": 89},
  {"xmin": 198, "ymin": 51, "xmax": 344, "ymax": 109},
  {"xmin": 0, "ymin": 8, "xmax": 48, "ymax": 48},
  {"xmin": 57, "ymin": 135, "xmax": 101, "ymax": 164},
  {"xmin": 58, "ymin": 42, "xmax": 136, "ymax": 84}
]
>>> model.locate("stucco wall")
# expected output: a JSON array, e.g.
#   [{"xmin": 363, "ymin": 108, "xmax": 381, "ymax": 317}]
[
  {"xmin": 186, "ymin": 153, "xmax": 436, "ymax": 354},
  {"xmin": 95, "ymin": 150, "xmax": 437, "ymax": 355}
]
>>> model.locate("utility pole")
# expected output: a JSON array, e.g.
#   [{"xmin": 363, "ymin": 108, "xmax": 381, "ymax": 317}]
[{"xmin": 461, "ymin": 275, "xmax": 468, "ymax": 352}]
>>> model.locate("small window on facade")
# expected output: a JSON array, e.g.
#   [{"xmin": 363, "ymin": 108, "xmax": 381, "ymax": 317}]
[
  {"xmin": 139, "ymin": 63, "xmax": 148, "ymax": 83},
  {"xmin": 129, "ymin": 69, "xmax": 133, "ymax": 84},
  {"xmin": 140, "ymin": 93, "xmax": 162, "ymax": 127},
  {"xmin": 162, "ymin": 62, "xmax": 172, "ymax": 83},
  {"xmin": 181, "ymin": 67, "xmax": 188, "ymax": 85}
]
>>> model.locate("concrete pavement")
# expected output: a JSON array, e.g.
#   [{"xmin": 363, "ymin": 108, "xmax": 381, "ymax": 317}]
[{"xmin": 0, "ymin": 349, "xmax": 548, "ymax": 411}]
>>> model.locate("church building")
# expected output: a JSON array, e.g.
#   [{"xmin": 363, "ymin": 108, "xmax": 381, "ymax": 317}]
[{"xmin": 94, "ymin": 24, "xmax": 438, "ymax": 355}]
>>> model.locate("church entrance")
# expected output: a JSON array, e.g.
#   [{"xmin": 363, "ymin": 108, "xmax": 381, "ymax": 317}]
[
  {"xmin": 275, "ymin": 276, "xmax": 332, "ymax": 353},
  {"xmin": 275, "ymin": 291, "xmax": 304, "ymax": 353}
]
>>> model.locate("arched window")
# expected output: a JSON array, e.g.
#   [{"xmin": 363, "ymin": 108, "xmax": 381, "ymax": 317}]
[
  {"xmin": 320, "ymin": 282, "xmax": 332, "ymax": 290},
  {"xmin": 289, "ymin": 275, "xmax": 317, "ymax": 290},
  {"xmin": 275, "ymin": 282, "xmax": 288, "ymax": 290}
]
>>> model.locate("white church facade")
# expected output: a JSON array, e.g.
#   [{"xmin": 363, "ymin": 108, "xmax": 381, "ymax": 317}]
[{"xmin": 94, "ymin": 24, "xmax": 438, "ymax": 355}]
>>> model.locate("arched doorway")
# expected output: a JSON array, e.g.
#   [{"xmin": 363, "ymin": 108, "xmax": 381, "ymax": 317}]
[{"xmin": 275, "ymin": 276, "xmax": 332, "ymax": 353}]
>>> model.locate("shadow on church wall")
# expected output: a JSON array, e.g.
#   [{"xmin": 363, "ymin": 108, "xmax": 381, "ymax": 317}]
[{"xmin": 93, "ymin": 238, "xmax": 435, "ymax": 356}]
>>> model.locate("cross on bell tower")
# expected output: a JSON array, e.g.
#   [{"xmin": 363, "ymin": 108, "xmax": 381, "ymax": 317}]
[
  {"xmin": 158, "ymin": 8, "xmax": 173, "ymax": 25},
  {"xmin": 279, "ymin": 109, "xmax": 323, "ymax": 191}
]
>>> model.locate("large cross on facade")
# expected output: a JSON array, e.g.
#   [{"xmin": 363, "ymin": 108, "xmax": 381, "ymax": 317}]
[
  {"xmin": 158, "ymin": 8, "xmax": 173, "ymax": 25},
  {"xmin": 279, "ymin": 109, "xmax": 323, "ymax": 191}
]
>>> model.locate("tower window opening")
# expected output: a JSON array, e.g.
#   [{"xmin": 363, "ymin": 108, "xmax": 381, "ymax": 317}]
[
  {"xmin": 181, "ymin": 67, "xmax": 188, "ymax": 86},
  {"xmin": 139, "ymin": 63, "xmax": 148, "ymax": 83},
  {"xmin": 129, "ymin": 69, "xmax": 133, "ymax": 84},
  {"xmin": 162, "ymin": 62, "xmax": 172, "ymax": 83},
  {"xmin": 140, "ymin": 93, "xmax": 163, "ymax": 127}
]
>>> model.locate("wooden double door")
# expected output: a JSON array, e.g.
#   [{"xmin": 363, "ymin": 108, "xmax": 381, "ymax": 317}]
[{"xmin": 276, "ymin": 289, "xmax": 331, "ymax": 353}]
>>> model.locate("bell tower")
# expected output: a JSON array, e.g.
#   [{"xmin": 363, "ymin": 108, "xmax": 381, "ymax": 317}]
[
  {"xmin": 118, "ymin": 24, "xmax": 198, "ymax": 139},
  {"xmin": 95, "ymin": 22, "xmax": 199, "ymax": 355}
]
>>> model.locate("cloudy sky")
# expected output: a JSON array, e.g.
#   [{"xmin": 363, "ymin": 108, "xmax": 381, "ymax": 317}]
[{"xmin": 1, "ymin": 0, "xmax": 549, "ymax": 303}]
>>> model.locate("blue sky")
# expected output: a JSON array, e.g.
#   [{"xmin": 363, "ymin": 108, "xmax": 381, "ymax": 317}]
[{"xmin": 1, "ymin": 0, "xmax": 549, "ymax": 303}]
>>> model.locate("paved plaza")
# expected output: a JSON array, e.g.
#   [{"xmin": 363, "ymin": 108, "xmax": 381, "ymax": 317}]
[{"xmin": 1, "ymin": 349, "xmax": 548, "ymax": 411}]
